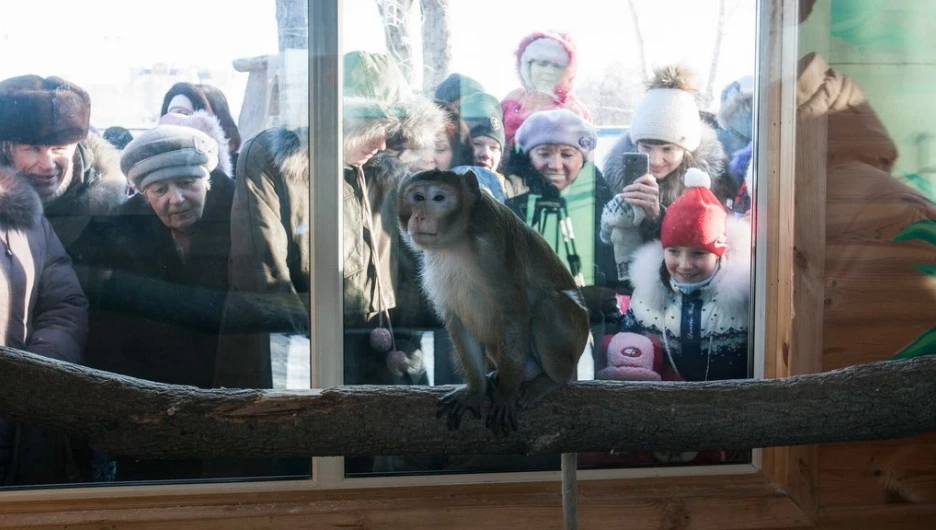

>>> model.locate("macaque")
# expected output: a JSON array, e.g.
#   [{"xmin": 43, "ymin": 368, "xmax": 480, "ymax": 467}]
[{"xmin": 398, "ymin": 169, "xmax": 590, "ymax": 435}]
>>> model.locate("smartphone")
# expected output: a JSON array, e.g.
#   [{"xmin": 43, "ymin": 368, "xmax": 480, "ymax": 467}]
[{"xmin": 622, "ymin": 152, "xmax": 650, "ymax": 187}]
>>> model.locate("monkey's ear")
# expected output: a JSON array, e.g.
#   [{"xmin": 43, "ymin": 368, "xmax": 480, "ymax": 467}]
[{"xmin": 461, "ymin": 170, "xmax": 482, "ymax": 198}]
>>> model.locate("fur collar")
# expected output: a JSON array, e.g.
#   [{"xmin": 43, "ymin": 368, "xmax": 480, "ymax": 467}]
[
  {"xmin": 344, "ymin": 96, "xmax": 446, "ymax": 152},
  {"xmin": 69, "ymin": 133, "xmax": 128, "ymax": 216},
  {"xmin": 0, "ymin": 166, "xmax": 42, "ymax": 229},
  {"xmin": 602, "ymin": 122, "xmax": 727, "ymax": 196},
  {"xmin": 628, "ymin": 216, "xmax": 752, "ymax": 315},
  {"xmin": 266, "ymin": 126, "xmax": 309, "ymax": 185}
]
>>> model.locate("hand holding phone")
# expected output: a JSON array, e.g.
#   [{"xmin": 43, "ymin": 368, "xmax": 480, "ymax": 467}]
[{"xmin": 620, "ymin": 152, "xmax": 660, "ymax": 220}]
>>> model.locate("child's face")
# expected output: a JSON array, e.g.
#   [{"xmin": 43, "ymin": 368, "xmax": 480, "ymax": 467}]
[{"xmin": 664, "ymin": 246, "xmax": 719, "ymax": 284}]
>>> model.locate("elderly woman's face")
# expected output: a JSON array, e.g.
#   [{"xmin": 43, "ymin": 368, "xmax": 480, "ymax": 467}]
[
  {"xmin": 530, "ymin": 144, "xmax": 584, "ymax": 191},
  {"xmin": 143, "ymin": 177, "xmax": 208, "ymax": 232}
]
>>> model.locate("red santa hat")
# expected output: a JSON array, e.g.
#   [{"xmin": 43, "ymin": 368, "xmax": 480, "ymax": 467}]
[{"xmin": 660, "ymin": 168, "xmax": 728, "ymax": 256}]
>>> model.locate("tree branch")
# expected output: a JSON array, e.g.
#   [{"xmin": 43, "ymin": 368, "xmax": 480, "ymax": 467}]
[{"xmin": 0, "ymin": 346, "xmax": 934, "ymax": 459}]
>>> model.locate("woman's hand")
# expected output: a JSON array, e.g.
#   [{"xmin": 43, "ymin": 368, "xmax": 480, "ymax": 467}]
[{"xmin": 621, "ymin": 174, "xmax": 661, "ymax": 221}]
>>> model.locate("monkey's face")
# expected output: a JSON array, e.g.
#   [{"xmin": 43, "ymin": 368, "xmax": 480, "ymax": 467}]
[{"xmin": 399, "ymin": 180, "xmax": 462, "ymax": 250}]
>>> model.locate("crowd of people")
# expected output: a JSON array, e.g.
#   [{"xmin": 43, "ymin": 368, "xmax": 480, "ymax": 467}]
[{"xmin": 0, "ymin": 30, "xmax": 756, "ymax": 483}]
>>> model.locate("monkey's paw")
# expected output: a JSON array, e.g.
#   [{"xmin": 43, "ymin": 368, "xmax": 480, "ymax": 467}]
[
  {"xmin": 437, "ymin": 387, "xmax": 483, "ymax": 431},
  {"xmin": 486, "ymin": 398, "xmax": 520, "ymax": 437}
]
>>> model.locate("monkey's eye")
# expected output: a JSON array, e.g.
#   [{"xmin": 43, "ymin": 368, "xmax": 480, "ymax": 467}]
[
  {"xmin": 432, "ymin": 193, "xmax": 446, "ymax": 202},
  {"xmin": 412, "ymin": 193, "xmax": 426, "ymax": 202}
]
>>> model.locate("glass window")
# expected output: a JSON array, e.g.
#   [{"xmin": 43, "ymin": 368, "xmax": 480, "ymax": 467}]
[
  {"xmin": 337, "ymin": 0, "xmax": 759, "ymax": 477},
  {"xmin": 0, "ymin": 0, "xmax": 310, "ymax": 487}
]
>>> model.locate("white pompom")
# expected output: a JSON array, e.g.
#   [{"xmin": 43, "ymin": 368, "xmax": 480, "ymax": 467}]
[{"xmin": 684, "ymin": 168, "xmax": 712, "ymax": 189}]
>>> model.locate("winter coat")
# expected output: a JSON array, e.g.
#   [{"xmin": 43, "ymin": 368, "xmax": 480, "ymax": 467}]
[
  {"xmin": 86, "ymin": 171, "xmax": 234, "ymax": 388},
  {"xmin": 501, "ymin": 32, "xmax": 593, "ymax": 149},
  {"xmin": 0, "ymin": 167, "xmax": 89, "ymax": 485},
  {"xmin": 42, "ymin": 134, "xmax": 128, "ymax": 298},
  {"xmin": 213, "ymin": 127, "xmax": 311, "ymax": 389},
  {"xmin": 797, "ymin": 53, "xmax": 936, "ymax": 369},
  {"xmin": 599, "ymin": 124, "xmax": 731, "ymax": 282},
  {"xmin": 0, "ymin": 167, "xmax": 88, "ymax": 362},
  {"xmin": 501, "ymin": 154, "xmax": 616, "ymax": 289},
  {"xmin": 620, "ymin": 217, "xmax": 751, "ymax": 381}
]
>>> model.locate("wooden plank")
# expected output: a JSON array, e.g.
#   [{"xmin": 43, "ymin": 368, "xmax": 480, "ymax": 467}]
[
  {"xmin": 824, "ymin": 323, "xmax": 933, "ymax": 369},
  {"xmin": 0, "ymin": 480, "xmax": 810, "ymax": 530},
  {"xmin": 819, "ymin": 436, "xmax": 936, "ymax": 507}
]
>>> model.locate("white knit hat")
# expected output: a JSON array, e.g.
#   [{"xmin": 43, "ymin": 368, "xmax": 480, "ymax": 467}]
[{"xmin": 628, "ymin": 66, "xmax": 701, "ymax": 151}]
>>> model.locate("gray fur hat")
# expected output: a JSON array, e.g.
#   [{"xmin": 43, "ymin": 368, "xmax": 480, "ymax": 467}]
[{"xmin": 120, "ymin": 124, "xmax": 219, "ymax": 190}]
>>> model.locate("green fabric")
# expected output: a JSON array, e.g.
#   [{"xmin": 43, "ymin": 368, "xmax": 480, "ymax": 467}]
[
  {"xmin": 518, "ymin": 160, "xmax": 599, "ymax": 285},
  {"xmin": 343, "ymin": 51, "xmax": 410, "ymax": 121}
]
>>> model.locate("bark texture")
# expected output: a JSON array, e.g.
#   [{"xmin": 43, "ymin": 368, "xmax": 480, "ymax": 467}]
[{"xmin": 0, "ymin": 346, "xmax": 934, "ymax": 458}]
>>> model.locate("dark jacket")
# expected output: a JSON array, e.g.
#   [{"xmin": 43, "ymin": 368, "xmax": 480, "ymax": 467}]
[
  {"xmin": 0, "ymin": 167, "xmax": 90, "ymax": 485},
  {"xmin": 213, "ymin": 127, "xmax": 312, "ymax": 389},
  {"xmin": 86, "ymin": 171, "xmax": 234, "ymax": 388}
]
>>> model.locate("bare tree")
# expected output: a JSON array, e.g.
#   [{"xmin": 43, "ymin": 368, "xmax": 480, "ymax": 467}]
[
  {"xmin": 420, "ymin": 0, "xmax": 452, "ymax": 93},
  {"xmin": 702, "ymin": 0, "xmax": 730, "ymax": 108},
  {"xmin": 376, "ymin": 0, "xmax": 416, "ymax": 81},
  {"xmin": 577, "ymin": 61, "xmax": 645, "ymax": 126},
  {"xmin": 276, "ymin": 0, "xmax": 308, "ymax": 50},
  {"xmin": 625, "ymin": 0, "xmax": 650, "ymax": 84}
]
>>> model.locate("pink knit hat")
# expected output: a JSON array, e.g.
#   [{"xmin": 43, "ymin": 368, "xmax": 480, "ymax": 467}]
[{"xmin": 597, "ymin": 332, "xmax": 661, "ymax": 381}]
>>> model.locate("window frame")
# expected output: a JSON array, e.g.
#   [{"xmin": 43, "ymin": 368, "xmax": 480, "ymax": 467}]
[{"xmin": 0, "ymin": 0, "xmax": 820, "ymax": 527}]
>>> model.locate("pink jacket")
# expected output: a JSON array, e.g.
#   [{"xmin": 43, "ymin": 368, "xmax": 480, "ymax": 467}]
[{"xmin": 500, "ymin": 31, "xmax": 593, "ymax": 149}]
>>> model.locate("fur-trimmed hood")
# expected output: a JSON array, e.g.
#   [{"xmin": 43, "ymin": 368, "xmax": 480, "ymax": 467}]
[
  {"xmin": 41, "ymin": 133, "xmax": 128, "ymax": 246},
  {"xmin": 602, "ymin": 122, "xmax": 728, "ymax": 199},
  {"xmin": 344, "ymin": 95, "xmax": 445, "ymax": 152},
  {"xmin": 628, "ymin": 216, "xmax": 751, "ymax": 317},
  {"xmin": 514, "ymin": 31, "xmax": 580, "ymax": 101},
  {"xmin": 0, "ymin": 166, "xmax": 42, "ymax": 229},
  {"xmin": 264, "ymin": 126, "xmax": 309, "ymax": 185},
  {"xmin": 343, "ymin": 51, "xmax": 445, "ymax": 152}
]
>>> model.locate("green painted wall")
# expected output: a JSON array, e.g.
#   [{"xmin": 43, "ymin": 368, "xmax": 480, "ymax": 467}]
[{"xmin": 799, "ymin": 0, "xmax": 936, "ymax": 200}]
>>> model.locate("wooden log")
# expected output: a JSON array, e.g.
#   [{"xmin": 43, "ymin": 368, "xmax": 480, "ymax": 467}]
[{"xmin": 0, "ymin": 345, "xmax": 934, "ymax": 459}]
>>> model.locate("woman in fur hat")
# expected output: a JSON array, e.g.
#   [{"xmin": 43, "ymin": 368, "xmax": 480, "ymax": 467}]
[
  {"xmin": 500, "ymin": 31, "xmax": 593, "ymax": 151},
  {"xmin": 600, "ymin": 65, "xmax": 734, "ymax": 290},
  {"xmin": 89, "ymin": 113, "xmax": 234, "ymax": 390},
  {"xmin": 85, "ymin": 113, "xmax": 235, "ymax": 480},
  {"xmin": 621, "ymin": 168, "xmax": 750, "ymax": 383}
]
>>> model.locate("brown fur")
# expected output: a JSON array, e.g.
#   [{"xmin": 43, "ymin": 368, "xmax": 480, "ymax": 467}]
[
  {"xmin": 398, "ymin": 169, "xmax": 589, "ymax": 435},
  {"xmin": 647, "ymin": 65, "xmax": 697, "ymax": 93}
]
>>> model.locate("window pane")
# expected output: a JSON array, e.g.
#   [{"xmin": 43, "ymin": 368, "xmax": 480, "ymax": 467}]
[
  {"xmin": 339, "ymin": 0, "xmax": 757, "ymax": 477},
  {"xmin": 0, "ymin": 0, "xmax": 310, "ymax": 487}
]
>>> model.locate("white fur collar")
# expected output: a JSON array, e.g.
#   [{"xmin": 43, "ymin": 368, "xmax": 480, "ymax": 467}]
[
  {"xmin": 0, "ymin": 166, "xmax": 42, "ymax": 229},
  {"xmin": 629, "ymin": 216, "xmax": 752, "ymax": 314}
]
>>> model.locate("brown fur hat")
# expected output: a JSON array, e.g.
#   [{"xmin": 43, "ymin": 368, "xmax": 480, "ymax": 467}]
[{"xmin": 0, "ymin": 75, "xmax": 91, "ymax": 145}]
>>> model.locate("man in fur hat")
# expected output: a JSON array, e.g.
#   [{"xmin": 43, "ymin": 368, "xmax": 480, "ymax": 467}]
[{"xmin": 0, "ymin": 75, "xmax": 127, "ymax": 292}]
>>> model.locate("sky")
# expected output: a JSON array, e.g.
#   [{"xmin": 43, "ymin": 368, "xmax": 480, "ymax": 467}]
[{"xmin": 0, "ymin": 0, "xmax": 755, "ymax": 125}]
